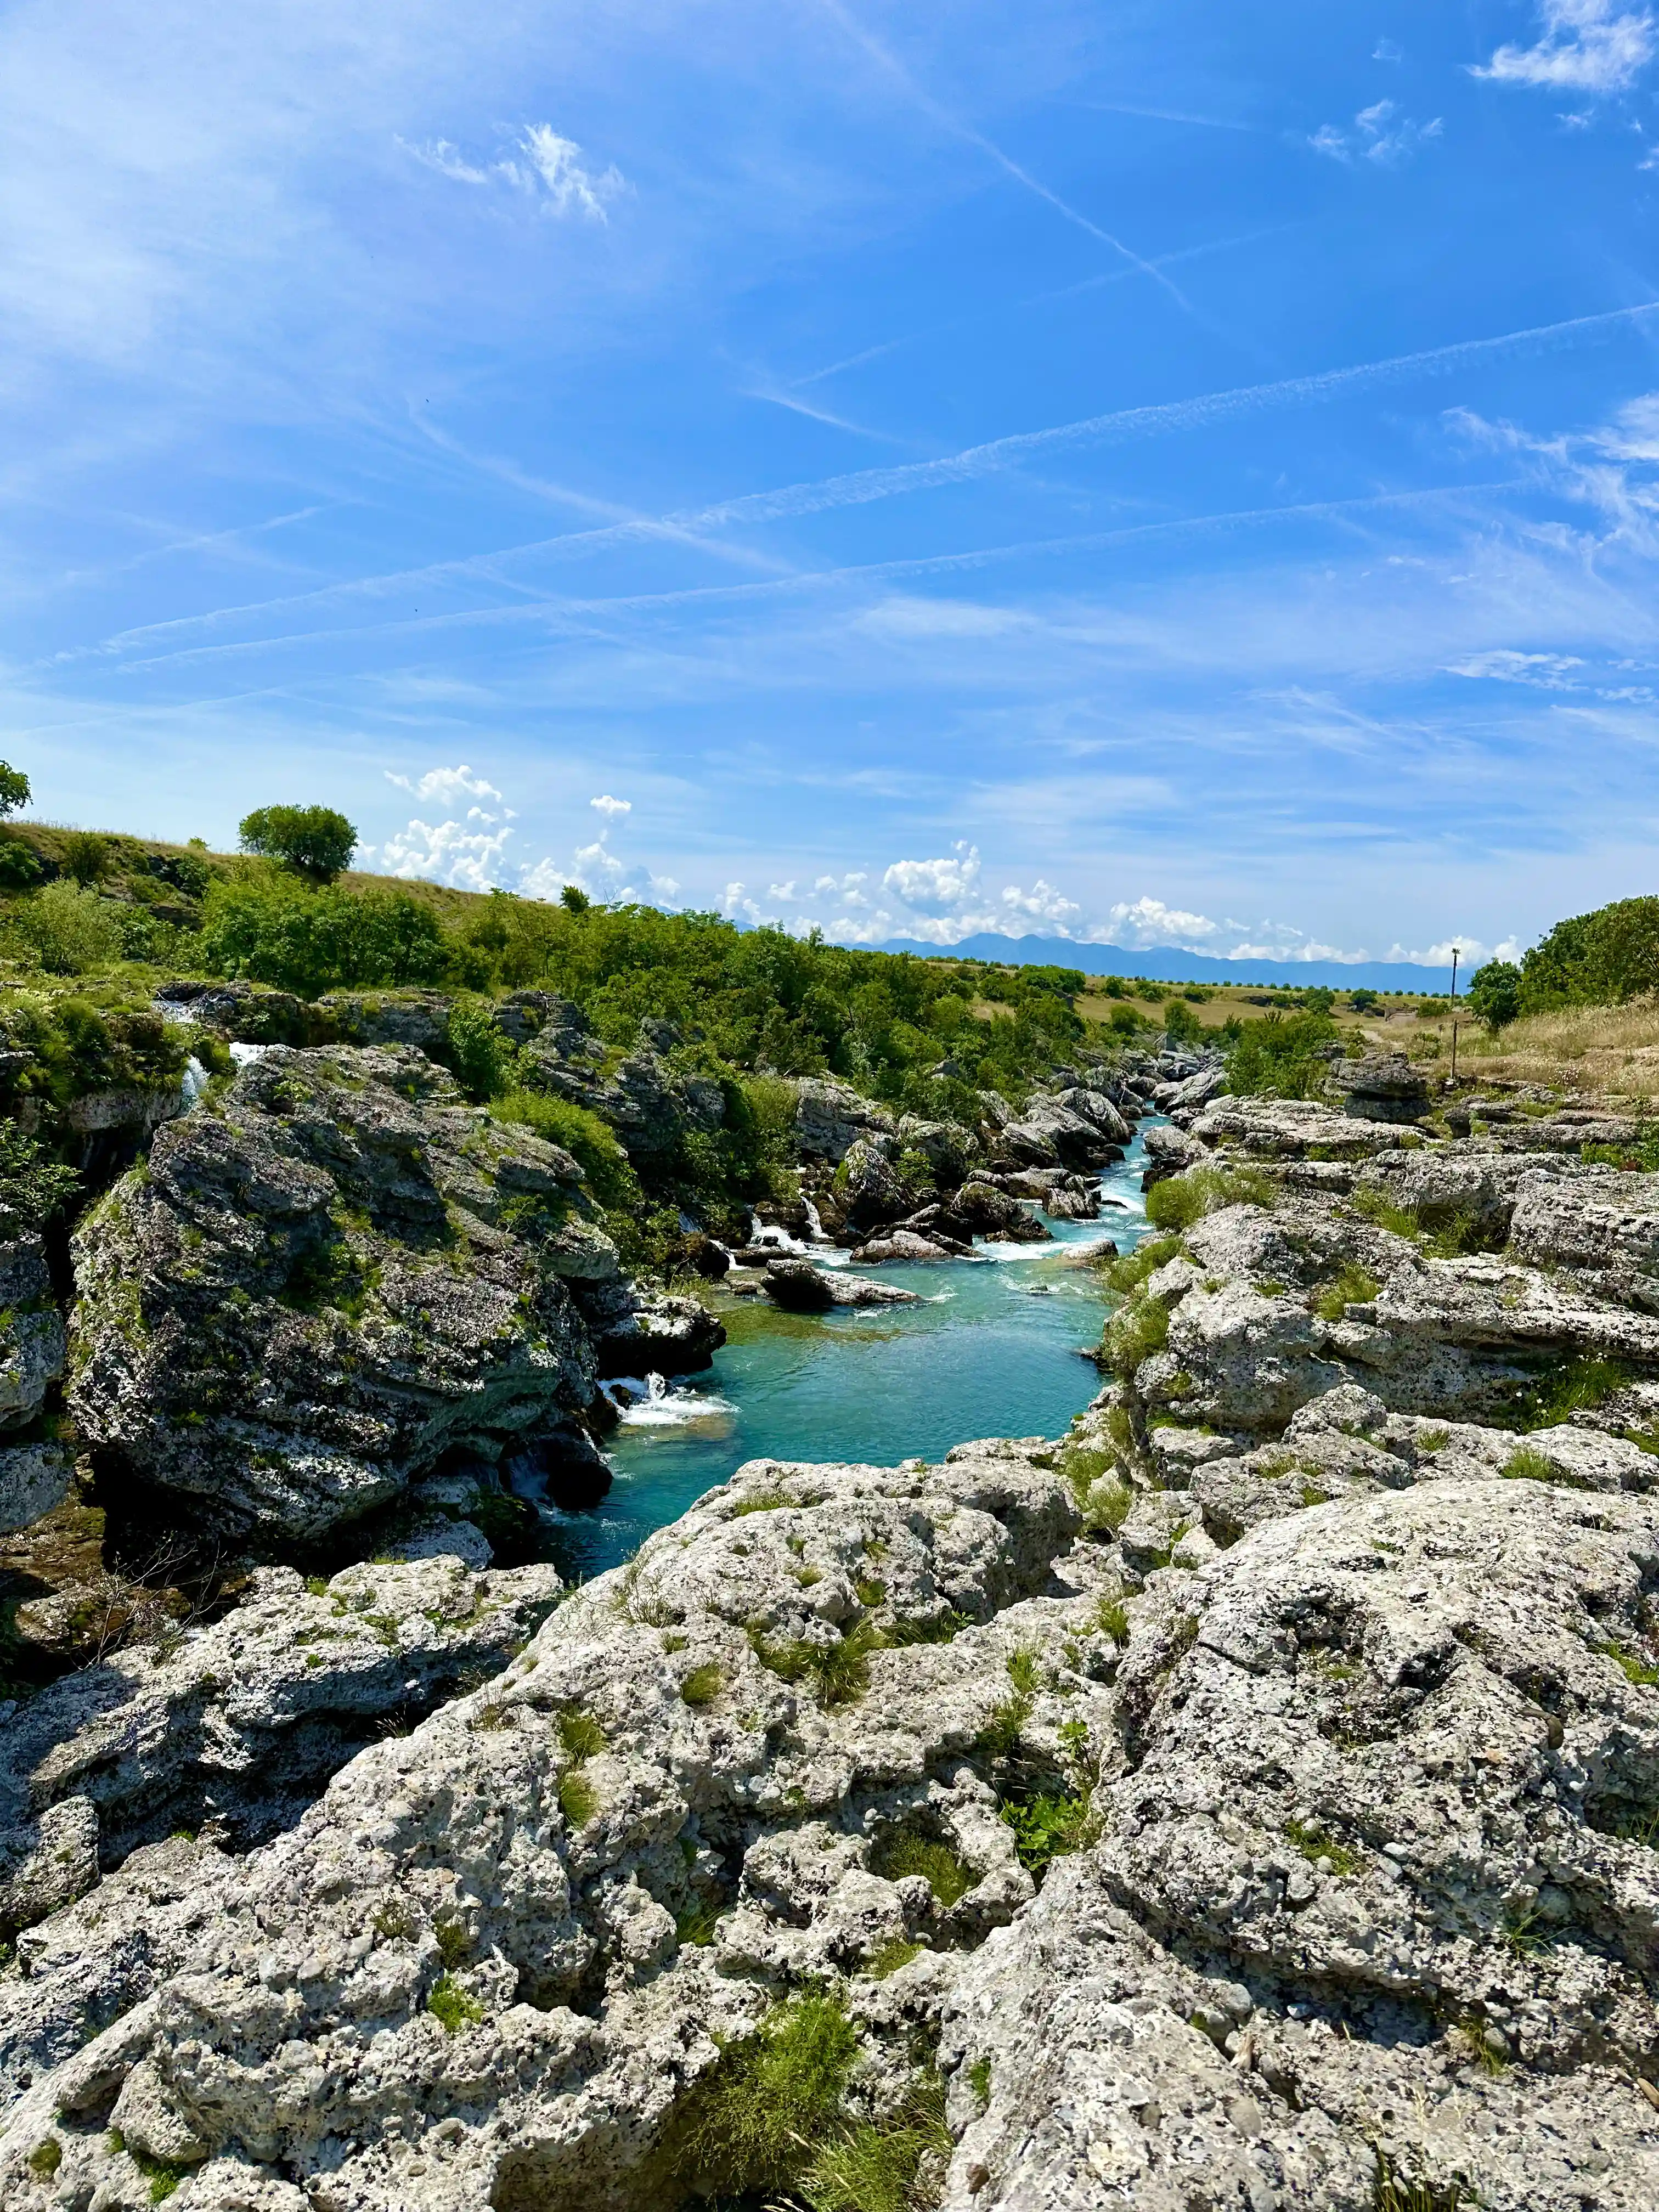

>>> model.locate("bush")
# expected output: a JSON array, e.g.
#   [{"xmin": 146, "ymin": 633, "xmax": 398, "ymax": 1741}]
[
  {"xmin": 1225, "ymin": 1009, "xmax": 1337, "ymax": 1099},
  {"xmin": 0, "ymin": 1126, "xmax": 80, "ymax": 1232},
  {"xmin": 445, "ymin": 999, "xmax": 515, "ymax": 1101},
  {"xmin": 9, "ymin": 882, "xmax": 125, "ymax": 973},
  {"xmin": 1466, "ymin": 960, "xmax": 1522, "ymax": 1030},
  {"xmin": 0, "ymin": 761, "xmax": 30, "ymax": 817},
  {"xmin": 1519, "ymin": 895, "xmax": 1659, "ymax": 1011},
  {"xmin": 199, "ymin": 873, "xmax": 445, "ymax": 997},
  {"xmin": 1102, "ymin": 1289, "xmax": 1170, "ymax": 1379},
  {"xmin": 1164, "ymin": 999, "xmax": 1201, "ymax": 1043},
  {"xmin": 494, "ymin": 1090, "xmax": 637, "ymax": 1207},
  {"xmin": 0, "ymin": 836, "xmax": 41, "ymax": 889},
  {"xmin": 239, "ymin": 803, "xmax": 358, "ymax": 883},
  {"xmin": 61, "ymin": 830, "xmax": 112, "ymax": 884},
  {"xmin": 1144, "ymin": 1163, "xmax": 1274, "ymax": 1231}
]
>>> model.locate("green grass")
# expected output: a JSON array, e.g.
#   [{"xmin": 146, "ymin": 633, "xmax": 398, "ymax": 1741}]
[
  {"xmin": 1417, "ymin": 1427, "xmax": 1450, "ymax": 1453},
  {"xmin": 967, "ymin": 2056, "xmax": 991, "ymax": 2110},
  {"xmin": 1101, "ymin": 1289, "xmax": 1170, "ymax": 1380},
  {"xmin": 27, "ymin": 2139, "xmax": 62, "ymax": 2179},
  {"xmin": 1313, "ymin": 1263, "xmax": 1380, "ymax": 1321},
  {"xmin": 1374, "ymin": 2150, "xmax": 1476, "ymax": 2212},
  {"xmin": 885, "ymin": 1607, "xmax": 969, "ymax": 1645},
  {"xmin": 1143, "ymin": 1163, "xmax": 1276, "ymax": 1231},
  {"xmin": 678, "ymin": 1990, "xmax": 860, "ymax": 2197},
  {"xmin": 1502, "ymin": 1444, "xmax": 1586, "ymax": 1487},
  {"xmin": 556, "ymin": 1707, "xmax": 606, "ymax": 1760},
  {"xmin": 1097, "ymin": 1232, "xmax": 1181, "ymax": 1295},
  {"xmin": 558, "ymin": 1770, "xmax": 598, "ymax": 1826},
  {"xmin": 854, "ymin": 1575, "xmax": 887, "ymax": 1606},
  {"xmin": 1092, "ymin": 1595, "xmax": 1130, "ymax": 1644},
  {"xmin": 866, "ymin": 1936, "xmax": 923, "ymax": 1978},
  {"xmin": 435, "ymin": 1920, "xmax": 470, "ymax": 1969},
  {"xmin": 1005, "ymin": 1647, "xmax": 1042, "ymax": 1697},
  {"xmin": 795, "ymin": 2074, "xmax": 952, "ymax": 2212},
  {"xmin": 871, "ymin": 1826, "xmax": 975, "ymax": 1906},
  {"xmin": 730, "ymin": 1488, "xmax": 794, "ymax": 1516},
  {"xmin": 680, "ymin": 1661, "xmax": 724, "ymax": 1706},
  {"xmin": 1520, "ymin": 1355, "xmax": 1630, "ymax": 1429},
  {"xmin": 977, "ymin": 1692, "xmax": 1029, "ymax": 1759},
  {"xmin": 1283, "ymin": 1819, "xmax": 1359, "ymax": 1876},
  {"xmin": 751, "ymin": 1619, "xmax": 882, "ymax": 1706},
  {"xmin": 1079, "ymin": 1476, "xmax": 1133, "ymax": 1534},
  {"xmin": 1348, "ymin": 1187, "xmax": 1420, "ymax": 1238},
  {"xmin": 427, "ymin": 1972, "xmax": 485, "ymax": 2034},
  {"xmin": 1602, "ymin": 1638, "xmax": 1659, "ymax": 1687},
  {"xmin": 675, "ymin": 1900, "xmax": 721, "ymax": 1946}
]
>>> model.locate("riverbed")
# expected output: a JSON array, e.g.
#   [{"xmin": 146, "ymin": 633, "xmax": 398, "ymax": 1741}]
[{"xmin": 541, "ymin": 1122, "xmax": 1159, "ymax": 1581}]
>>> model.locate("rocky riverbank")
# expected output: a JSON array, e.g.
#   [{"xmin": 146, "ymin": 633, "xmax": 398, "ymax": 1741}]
[{"xmin": 9, "ymin": 1015, "xmax": 1657, "ymax": 2210}]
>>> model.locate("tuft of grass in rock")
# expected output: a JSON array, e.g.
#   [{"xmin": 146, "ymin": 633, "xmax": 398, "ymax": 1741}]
[
  {"xmin": 1417, "ymin": 1427, "xmax": 1450, "ymax": 1454},
  {"xmin": 751, "ymin": 1618, "xmax": 882, "ymax": 1706},
  {"xmin": 131, "ymin": 2147, "xmax": 194, "ymax": 2204},
  {"xmin": 1102, "ymin": 1289, "xmax": 1170, "ymax": 1380},
  {"xmin": 428, "ymin": 1972, "xmax": 484, "ymax": 2034},
  {"xmin": 872, "ymin": 1826, "xmax": 975, "ymax": 1907},
  {"xmin": 680, "ymin": 1661, "xmax": 724, "ymax": 1706},
  {"xmin": 558, "ymin": 1770, "xmax": 598, "ymax": 1826},
  {"xmin": 1098, "ymin": 1232, "xmax": 1181, "ymax": 1295},
  {"xmin": 795, "ymin": 2073, "xmax": 952, "ymax": 2212},
  {"xmin": 1502, "ymin": 1443, "xmax": 1587, "ymax": 1487},
  {"xmin": 854, "ymin": 1576, "xmax": 887, "ymax": 1606},
  {"xmin": 1092, "ymin": 1595, "xmax": 1130, "ymax": 1644},
  {"xmin": 1000, "ymin": 1786, "xmax": 1094, "ymax": 1875},
  {"xmin": 1284, "ymin": 1819, "xmax": 1359, "ymax": 1876},
  {"xmin": 1520, "ymin": 1355, "xmax": 1631, "ymax": 1429},
  {"xmin": 556, "ymin": 1707, "xmax": 606, "ymax": 1760},
  {"xmin": 1313, "ymin": 1263, "xmax": 1380, "ymax": 1322},
  {"xmin": 1005, "ymin": 1647, "xmax": 1042, "ymax": 1697},
  {"xmin": 1602, "ymin": 1638, "xmax": 1659, "ymax": 1688},
  {"xmin": 678, "ymin": 1989, "xmax": 859, "ymax": 2197},
  {"xmin": 1374, "ymin": 2148, "xmax": 1477, "ymax": 2212},
  {"xmin": 27, "ymin": 2138, "xmax": 62, "ymax": 2179},
  {"xmin": 866, "ymin": 1936, "xmax": 923, "ymax": 1979},
  {"xmin": 886, "ymin": 1607, "xmax": 969, "ymax": 1645},
  {"xmin": 675, "ymin": 1900, "xmax": 720, "ymax": 1947},
  {"xmin": 730, "ymin": 1488, "xmax": 794, "ymax": 1517},
  {"xmin": 434, "ymin": 1920, "xmax": 470, "ymax": 1969},
  {"xmin": 968, "ymin": 2056, "xmax": 992, "ymax": 2110}
]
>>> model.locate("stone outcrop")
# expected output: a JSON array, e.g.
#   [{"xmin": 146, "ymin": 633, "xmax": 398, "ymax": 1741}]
[
  {"xmin": 794, "ymin": 1078, "xmax": 898, "ymax": 1164},
  {"xmin": 1334, "ymin": 1048, "xmax": 1431, "ymax": 1123},
  {"xmin": 762, "ymin": 1257, "xmax": 921, "ymax": 1309},
  {"xmin": 68, "ymin": 1046, "xmax": 616, "ymax": 1546},
  {"xmin": 0, "ymin": 1235, "xmax": 67, "ymax": 1531},
  {"xmin": 522, "ymin": 1024, "xmax": 726, "ymax": 1168},
  {"xmin": 0, "ymin": 1551, "xmax": 562, "ymax": 1945}
]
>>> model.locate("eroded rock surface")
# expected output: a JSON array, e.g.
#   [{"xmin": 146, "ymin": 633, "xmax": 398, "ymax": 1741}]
[{"xmin": 69, "ymin": 1046, "xmax": 613, "ymax": 1544}]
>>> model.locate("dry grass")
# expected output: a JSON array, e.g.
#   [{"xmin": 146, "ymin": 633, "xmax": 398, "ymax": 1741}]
[{"xmin": 1447, "ymin": 1003, "xmax": 1659, "ymax": 1103}]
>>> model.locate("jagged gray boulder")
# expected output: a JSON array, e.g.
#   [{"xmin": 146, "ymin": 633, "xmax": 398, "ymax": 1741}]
[
  {"xmin": 0, "ymin": 1553, "xmax": 562, "ymax": 1942},
  {"xmin": 69, "ymin": 1046, "xmax": 611, "ymax": 1545},
  {"xmin": 794, "ymin": 1078, "xmax": 897, "ymax": 1163},
  {"xmin": 0, "ymin": 1235, "xmax": 64, "ymax": 1431}
]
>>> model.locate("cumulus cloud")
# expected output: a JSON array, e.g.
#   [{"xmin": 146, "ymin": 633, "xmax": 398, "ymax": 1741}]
[
  {"xmin": 881, "ymin": 844, "xmax": 983, "ymax": 910},
  {"xmin": 1001, "ymin": 879, "xmax": 1082, "ymax": 926},
  {"xmin": 1472, "ymin": 0, "xmax": 1656, "ymax": 93},
  {"xmin": 1310, "ymin": 99, "xmax": 1443, "ymax": 165},
  {"xmin": 398, "ymin": 125, "xmax": 625, "ymax": 219},
  {"xmin": 385, "ymin": 763, "xmax": 504, "ymax": 806},
  {"xmin": 1105, "ymin": 896, "xmax": 1225, "ymax": 948},
  {"xmin": 1385, "ymin": 936, "xmax": 1525, "ymax": 966},
  {"xmin": 374, "ymin": 812, "xmax": 513, "ymax": 892},
  {"xmin": 590, "ymin": 793, "xmax": 631, "ymax": 819}
]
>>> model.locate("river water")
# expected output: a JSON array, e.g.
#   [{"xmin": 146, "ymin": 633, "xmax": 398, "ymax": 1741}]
[{"xmin": 543, "ymin": 1121, "xmax": 1159, "ymax": 1581}]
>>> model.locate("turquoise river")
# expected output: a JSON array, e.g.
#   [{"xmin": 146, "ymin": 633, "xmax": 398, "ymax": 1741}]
[{"xmin": 543, "ymin": 1120, "xmax": 1159, "ymax": 1581}]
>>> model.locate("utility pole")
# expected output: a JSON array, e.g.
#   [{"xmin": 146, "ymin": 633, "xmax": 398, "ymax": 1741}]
[{"xmin": 1449, "ymin": 947, "xmax": 1460, "ymax": 1087}]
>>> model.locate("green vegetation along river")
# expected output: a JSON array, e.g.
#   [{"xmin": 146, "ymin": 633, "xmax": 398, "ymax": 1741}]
[{"xmin": 544, "ymin": 1121, "xmax": 1159, "ymax": 1581}]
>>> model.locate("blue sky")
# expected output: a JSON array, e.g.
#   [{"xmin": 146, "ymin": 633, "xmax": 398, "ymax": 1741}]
[{"xmin": 5, "ymin": 0, "xmax": 1659, "ymax": 966}]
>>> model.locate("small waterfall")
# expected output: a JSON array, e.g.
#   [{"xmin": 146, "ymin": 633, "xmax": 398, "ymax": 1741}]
[
  {"xmin": 803, "ymin": 1197, "xmax": 827, "ymax": 1243},
  {"xmin": 176, "ymin": 1056, "xmax": 210, "ymax": 1115},
  {"xmin": 229, "ymin": 1041, "xmax": 273, "ymax": 1068}
]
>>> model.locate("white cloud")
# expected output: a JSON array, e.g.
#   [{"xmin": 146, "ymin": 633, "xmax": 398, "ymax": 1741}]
[
  {"xmin": 1446, "ymin": 648, "xmax": 1585, "ymax": 686},
  {"xmin": 1105, "ymin": 896, "xmax": 1225, "ymax": 948},
  {"xmin": 1474, "ymin": 0, "xmax": 1656, "ymax": 92},
  {"xmin": 377, "ymin": 812, "xmax": 513, "ymax": 891},
  {"xmin": 767, "ymin": 879, "xmax": 797, "ymax": 900},
  {"xmin": 399, "ymin": 122, "xmax": 624, "ymax": 220},
  {"xmin": 881, "ymin": 844, "xmax": 982, "ymax": 910},
  {"xmin": 385, "ymin": 762, "xmax": 503, "ymax": 806},
  {"xmin": 1310, "ymin": 99, "xmax": 1444, "ymax": 165},
  {"xmin": 1374, "ymin": 37, "xmax": 1404, "ymax": 61},
  {"xmin": 1385, "ymin": 936, "xmax": 1525, "ymax": 966},
  {"xmin": 1001, "ymin": 879, "xmax": 1082, "ymax": 926},
  {"xmin": 590, "ymin": 792, "xmax": 631, "ymax": 818}
]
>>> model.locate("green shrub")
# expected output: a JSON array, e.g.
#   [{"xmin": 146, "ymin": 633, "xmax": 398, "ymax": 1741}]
[
  {"xmin": 1102, "ymin": 1289, "xmax": 1169, "ymax": 1379},
  {"xmin": 441, "ymin": 998, "xmax": 515, "ymax": 1101},
  {"xmin": 9, "ymin": 881, "xmax": 126, "ymax": 973},
  {"xmin": 494, "ymin": 1088, "xmax": 637, "ymax": 1206},
  {"xmin": 866, "ymin": 1937, "xmax": 923, "ymax": 1979},
  {"xmin": 1466, "ymin": 960, "xmax": 1522, "ymax": 1030},
  {"xmin": 199, "ymin": 871, "xmax": 445, "ymax": 997},
  {"xmin": 1144, "ymin": 1163, "xmax": 1274, "ymax": 1231},
  {"xmin": 751, "ymin": 1620, "xmax": 881, "ymax": 1706},
  {"xmin": 1163, "ymin": 999, "xmax": 1201, "ymax": 1043},
  {"xmin": 1000, "ymin": 1785, "xmax": 1093, "ymax": 1874},
  {"xmin": 427, "ymin": 1972, "xmax": 485, "ymax": 2034},
  {"xmin": 61, "ymin": 830, "xmax": 114, "ymax": 884},
  {"xmin": 0, "ymin": 835, "xmax": 42, "ymax": 888},
  {"xmin": 1284, "ymin": 1819, "xmax": 1359, "ymax": 1875},
  {"xmin": 1092, "ymin": 1595, "xmax": 1130, "ymax": 1643},
  {"xmin": 1098, "ymin": 1232, "xmax": 1181, "ymax": 1294},
  {"xmin": 239, "ymin": 803, "xmax": 358, "ymax": 883},
  {"xmin": 1517, "ymin": 895, "xmax": 1659, "ymax": 1011},
  {"xmin": 0, "ymin": 1125, "xmax": 78, "ymax": 1232},
  {"xmin": 1226, "ymin": 1009, "xmax": 1338, "ymax": 1099}
]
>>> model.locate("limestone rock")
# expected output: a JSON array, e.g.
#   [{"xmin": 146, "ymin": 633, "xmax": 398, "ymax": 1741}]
[
  {"xmin": 69, "ymin": 1045, "xmax": 607, "ymax": 1545},
  {"xmin": 0, "ymin": 1441, "xmax": 70, "ymax": 1534},
  {"xmin": 833, "ymin": 1135, "xmax": 910, "ymax": 1232},
  {"xmin": 1334, "ymin": 1049, "xmax": 1431, "ymax": 1122},
  {"xmin": 0, "ymin": 1236, "xmax": 64, "ymax": 1432},
  {"xmin": 794, "ymin": 1079, "xmax": 898, "ymax": 1164},
  {"xmin": 0, "ymin": 1554, "xmax": 563, "ymax": 1929},
  {"xmin": 763, "ymin": 1258, "xmax": 921, "ymax": 1308},
  {"xmin": 1190, "ymin": 1097, "xmax": 1424, "ymax": 1160}
]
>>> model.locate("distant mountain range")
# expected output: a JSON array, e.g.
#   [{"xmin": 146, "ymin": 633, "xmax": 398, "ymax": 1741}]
[{"xmin": 872, "ymin": 932, "xmax": 1457, "ymax": 992}]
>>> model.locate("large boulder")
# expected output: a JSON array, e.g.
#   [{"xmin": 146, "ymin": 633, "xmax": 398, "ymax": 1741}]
[
  {"xmin": 0, "ymin": 1237, "xmax": 63, "ymax": 1432},
  {"xmin": 832, "ymin": 1135, "xmax": 910, "ymax": 1232},
  {"xmin": 69, "ymin": 1046, "xmax": 611, "ymax": 1545},
  {"xmin": 0, "ymin": 1553, "xmax": 562, "ymax": 1943},
  {"xmin": 1334, "ymin": 1048, "xmax": 1431, "ymax": 1123},
  {"xmin": 524, "ymin": 1042, "xmax": 725, "ymax": 1166},
  {"xmin": 1192, "ymin": 1096, "xmax": 1426, "ymax": 1160},
  {"xmin": 794, "ymin": 1079, "xmax": 897, "ymax": 1164},
  {"xmin": 762, "ymin": 1257, "xmax": 921, "ymax": 1308}
]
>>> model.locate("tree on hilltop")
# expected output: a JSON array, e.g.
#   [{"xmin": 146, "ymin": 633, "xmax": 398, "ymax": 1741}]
[
  {"xmin": 239, "ymin": 804, "xmax": 358, "ymax": 884},
  {"xmin": 0, "ymin": 761, "xmax": 31, "ymax": 817}
]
